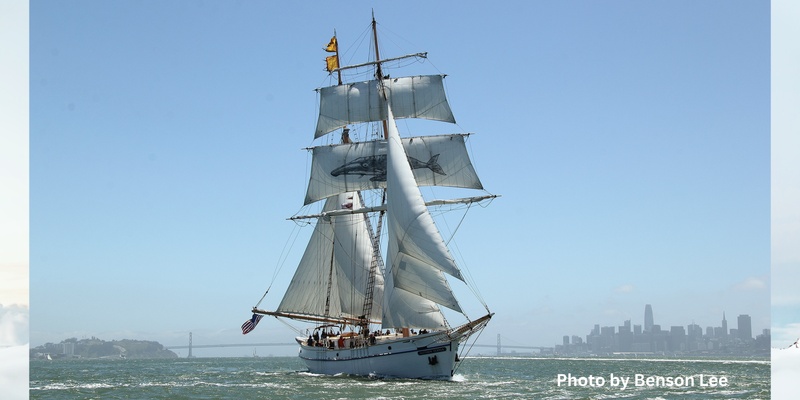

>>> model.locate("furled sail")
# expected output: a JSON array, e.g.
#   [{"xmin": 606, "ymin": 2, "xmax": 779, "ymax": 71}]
[
  {"xmin": 304, "ymin": 134, "xmax": 483, "ymax": 204},
  {"xmin": 277, "ymin": 192, "xmax": 384, "ymax": 321},
  {"xmin": 314, "ymin": 75, "xmax": 455, "ymax": 138},
  {"xmin": 382, "ymin": 102, "xmax": 463, "ymax": 330}
]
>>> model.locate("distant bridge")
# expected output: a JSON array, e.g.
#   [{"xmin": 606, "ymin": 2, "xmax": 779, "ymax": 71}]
[
  {"xmin": 165, "ymin": 342, "xmax": 295, "ymax": 350},
  {"xmin": 165, "ymin": 334, "xmax": 550, "ymax": 357}
]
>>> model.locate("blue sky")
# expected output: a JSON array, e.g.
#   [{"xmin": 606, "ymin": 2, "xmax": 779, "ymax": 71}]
[{"xmin": 27, "ymin": 0, "xmax": 772, "ymax": 355}]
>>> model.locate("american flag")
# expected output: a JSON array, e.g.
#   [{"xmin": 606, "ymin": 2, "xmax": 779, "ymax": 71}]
[{"xmin": 241, "ymin": 313, "xmax": 263, "ymax": 335}]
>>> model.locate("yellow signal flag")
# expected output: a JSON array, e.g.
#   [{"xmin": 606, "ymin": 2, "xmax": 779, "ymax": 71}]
[
  {"xmin": 325, "ymin": 36, "xmax": 337, "ymax": 52},
  {"xmin": 326, "ymin": 55, "xmax": 339, "ymax": 72}
]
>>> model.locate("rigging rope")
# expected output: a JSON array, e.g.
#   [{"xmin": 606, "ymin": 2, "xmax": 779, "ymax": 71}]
[
  {"xmin": 443, "ymin": 203, "xmax": 470, "ymax": 247},
  {"xmin": 438, "ymin": 201, "xmax": 490, "ymax": 310},
  {"xmin": 453, "ymin": 322, "xmax": 487, "ymax": 376},
  {"xmin": 276, "ymin": 316, "xmax": 305, "ymax": 336}
]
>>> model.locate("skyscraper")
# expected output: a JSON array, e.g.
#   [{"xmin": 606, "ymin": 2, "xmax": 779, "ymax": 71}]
[
  {"xmin": 738, "ymin": 314, "xmax": 752, "ymax": 341},
  {"xmin": 722, "ymin": 312, "xmax": 728, "ymax": 337},
  {"xmin": 644, "ymin": 304, "xmax": 654, "ymax": 333}
]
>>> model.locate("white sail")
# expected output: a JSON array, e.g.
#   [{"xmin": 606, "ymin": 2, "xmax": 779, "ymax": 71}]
[
  {"xmin": 382, "ymin": 102, "xmax": 463, "ymax": 329},
  {"xmin": 304, "ymin": 134, "xmax": 483, "ymax": 204},
  {"xmin": 382, "ymin": 271, "xmax": 447, "ymax": 329},
  {"xmin": 277, "ymin": 192, "xmax": 383, "ymax": 321},
  {"xmin": 315, "ymin": 75, "xmax": 455, "ymax": 138}
]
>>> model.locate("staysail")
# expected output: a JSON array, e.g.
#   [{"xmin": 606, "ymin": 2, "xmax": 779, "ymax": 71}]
[
  {"xmin": 304, "ymin": 134, "xmax": 483, "ymax": 204},
  {"xmin": 315, "ymin": 75, "xmax": 455, "ymax": 138},
  {"xmin": 382, "ymin": 102, "xmax": 464, "ymax": 329},
  {"xmin": 277, "ymin": 192, "xmax": 384, "ymax": 321}
]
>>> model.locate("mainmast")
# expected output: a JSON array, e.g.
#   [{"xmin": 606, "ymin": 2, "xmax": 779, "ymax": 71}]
[
  {"xmin": 356, "ymin": 11, "xmax": 388, "ymax": 330},
  {"xmin": 371, "ymin": 12, "xmax": 384, "ymax": 82}
]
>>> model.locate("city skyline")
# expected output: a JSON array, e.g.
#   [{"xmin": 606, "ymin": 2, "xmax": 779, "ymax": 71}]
[
  {"xmin": 557, "ymin": 304, "xmax": 768, "ymax": 356},
  {"xmin": 564, "ymin": 304, "xmax": 764, "ymax": 347}
]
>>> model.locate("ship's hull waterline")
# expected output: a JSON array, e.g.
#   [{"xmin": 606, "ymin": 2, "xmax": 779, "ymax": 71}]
[{"xmin": 296, "ymin": 332, "xmax": 461, "ymax": 379}]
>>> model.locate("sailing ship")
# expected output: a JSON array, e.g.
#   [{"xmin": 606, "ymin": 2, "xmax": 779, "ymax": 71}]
[{"xmin": 244, "ymin": 15, "xmax": 497, "ymax": 380}]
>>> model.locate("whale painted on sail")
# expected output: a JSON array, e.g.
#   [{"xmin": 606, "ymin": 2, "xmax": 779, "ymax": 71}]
[{"xmin": 330, "ymin": 154, "xmax": 446, "ymax": 181}]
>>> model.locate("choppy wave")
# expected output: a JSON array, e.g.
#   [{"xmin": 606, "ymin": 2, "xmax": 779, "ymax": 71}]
[
  {"xmin": 30, "ymin": 356, "xmax": 770, "ymax": 399},
  {"xmin": 474, "ymin": 355, "xmax": 770, "ymax": 365}
]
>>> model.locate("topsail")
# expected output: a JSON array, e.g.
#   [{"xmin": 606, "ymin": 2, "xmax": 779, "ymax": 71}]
[
  {"xmin": 304, "ymin": 134, "xmax": 483, "ymax": 204},
  {"xmin": 315, "ymin": 75, "xmax": 455, "ymax": 138}
]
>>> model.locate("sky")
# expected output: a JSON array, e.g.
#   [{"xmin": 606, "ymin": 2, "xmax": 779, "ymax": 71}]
[{"xmin": 20, "ymin": 0, "xmax": 778, "ymax": 359}]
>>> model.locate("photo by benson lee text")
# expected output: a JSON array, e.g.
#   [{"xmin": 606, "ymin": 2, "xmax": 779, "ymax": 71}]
[{"xmin": 556, "ymin": 373, "xmax": 729, "ymax": 391}]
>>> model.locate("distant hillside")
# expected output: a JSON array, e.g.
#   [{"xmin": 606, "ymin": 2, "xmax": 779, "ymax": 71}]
[{"xmin": 31, "ymin": 337, "xmax": 178, "ymax": 359}]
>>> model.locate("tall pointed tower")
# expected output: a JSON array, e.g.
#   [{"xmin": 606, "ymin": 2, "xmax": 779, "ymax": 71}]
[{"xmin": 722, "ymin": 312, "xmax": 728, "ymax": 337}]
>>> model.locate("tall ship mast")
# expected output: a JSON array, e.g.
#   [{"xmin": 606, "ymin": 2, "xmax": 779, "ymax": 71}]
[{"xmin": 243, "ymin": 13, "xmax": 497, "ymax": 379}]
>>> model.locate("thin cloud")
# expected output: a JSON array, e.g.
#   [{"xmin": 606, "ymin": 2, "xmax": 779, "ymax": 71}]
[
  {"xmin": 615, "ymin": 284, "xmax": 635, "ymax": 293},
  {"xmin": 732, "ymin": 276, "xmax": 767, "ymax": 292}
]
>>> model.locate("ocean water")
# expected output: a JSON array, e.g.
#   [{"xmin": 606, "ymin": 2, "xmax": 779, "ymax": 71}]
[{"xmin": 30, "ymin": 356, "xmax": 769, "ymax": 399}]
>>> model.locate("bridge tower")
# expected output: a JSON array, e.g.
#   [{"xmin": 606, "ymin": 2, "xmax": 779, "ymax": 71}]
[{"xmin": 188, "ymin": 332, "xmax": 194, "ymax": 358}]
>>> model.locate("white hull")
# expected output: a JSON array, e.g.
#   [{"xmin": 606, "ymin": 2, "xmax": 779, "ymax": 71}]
[{"xmin": 296, "ymin": 331, "xmax": 460, "ymax": 379}]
